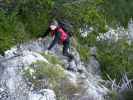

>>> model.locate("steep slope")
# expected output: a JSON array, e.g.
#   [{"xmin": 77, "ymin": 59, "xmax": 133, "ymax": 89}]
[{"xmin": 0, "ymin": 38, "xmax": 109, "ymax": 100}]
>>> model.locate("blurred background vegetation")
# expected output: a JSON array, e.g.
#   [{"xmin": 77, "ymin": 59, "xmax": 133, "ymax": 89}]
[{"xmin": 0, "ymin": 0, "xmax": 133, "ymax": 82}]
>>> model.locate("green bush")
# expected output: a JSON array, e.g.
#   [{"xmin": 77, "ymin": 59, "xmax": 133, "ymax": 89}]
[
  {"xmin": 0, "ymin": 10, "xmax": 28, "ymax": 54},
  {"xmin": 1, "ymin": 0, "xmax": 133, "ymax": 55},
  {"xmin": 40, "ymin": 52, "xmax": 64, "ymax": 66},
  {"xmin": 77, "ymin": 45, "xmax": 90, "ymax": 62},
  {"xmin": 33, "ymin": 61, "xmax": 65, "ymax": 80},
  {"xmin": 54, "ymin": 0, "xmax": 107, "ymax": 33},
  {"xmin": 0, "ymin": 0, "xmax": 54, "ymax": 54},
  {"xmin": 107, "ymin": 90, "xmax": 119, "ymax": 100},
  {"xmin": 16, "ymin": 0, "xmax": 54, "ymax": 37},
  {"xmin": 23, "ymin": 60, "xmax": 67, "ymax": 100},
  {"xmin": 97, "ymin": 40, "xmax": 133, "ymax": 81},
  {"xmin": 102, "ymin": 0, "xmax": 133, "ymax": 27}
]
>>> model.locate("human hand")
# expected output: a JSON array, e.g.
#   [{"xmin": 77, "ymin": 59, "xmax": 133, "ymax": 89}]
[
  {"xmin": 44, "ymin": 49, "xmax": 49, "ymax": 55},
  {"xmin": 38, "ymin": 37, "xmax": 42, "ymax": 41}
]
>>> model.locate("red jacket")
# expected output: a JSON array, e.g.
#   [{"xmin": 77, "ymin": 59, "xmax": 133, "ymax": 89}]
[{"xmin": 50, "ymin": 27, "xmax": 68, "ymax": 43}]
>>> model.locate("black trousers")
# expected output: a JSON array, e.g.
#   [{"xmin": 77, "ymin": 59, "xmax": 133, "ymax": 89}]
[{"xmin": 63, "ymin": 37, "xmax": 74, "ymax": 61}]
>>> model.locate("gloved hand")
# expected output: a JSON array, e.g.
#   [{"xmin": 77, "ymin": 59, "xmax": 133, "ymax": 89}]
[
  {"xmin": 38, "ymin": 37, "xmax": 47, "ymax": 41},
  {"xmin": 45, "ymin": 49, "xmax": 53, "ymax": 55},
  {"xmin": 38, "ymin": 37, "xmax": 42, "ymax": 41},
  {"xmin": 44, "ymin": 49, "xmax": 49, "ymax": 55}
]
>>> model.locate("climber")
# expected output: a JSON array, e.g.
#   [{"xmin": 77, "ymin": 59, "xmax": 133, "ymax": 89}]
[{"xmin": 40, "ymin": 20, "xmax": 74, "ymax": 62}]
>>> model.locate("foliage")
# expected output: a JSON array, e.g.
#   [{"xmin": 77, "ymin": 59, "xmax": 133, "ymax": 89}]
[
  {"xmin": 53, "ymin": 0, "xmax": 107, "ymax": 33},
  {"xmin": 1, "ymin": 0, "xmax": 133, "ymax": 55},
  {"xmin": 96, "ymin": 39, "xmax": 133, "ymax": 81},
  {"xmin": 105, "ymin": 73, "xmax": 133, "ymax": 100},
  {"xmin": 23, "ymin": 52, "xmax": 67, "ymax": 100},
  {"xmin": 107, "ymin": 90, "xmax": 119, "ymax": 100},
  {"xmin": 23, "ymin": 61, "xmax": 66, "ymax": 98},
  {"xmin": 0, "ymin": 10, "xmax": 28, "ymax": 54},
  {"xmin": 33, "ymin": 61, "xmax": 65, "ymax": 82},
  {"xmin": 1, "ymin": 0, "xmax": 133, "ymax": 88},
  {"xmin": 15, "ymin": 0, "xmax": 54, "ymax": 37},
  {"xmin": 40, "ymin": 52, "xmax": 64, "ymax": 66},
  {"xmin": 121, "ymin": 89, "xmax": 133, "ymax": 100},
  {"xmin": 102, "ymin": 0, "xmax": 133, "ymax": 27},
  {"xmin": 0, "ymin": 0, "xmax": 54, "ymax": 54},
  {"xmin": 77, "ymin": 44, "xmax": 91, "ymax": 62}
]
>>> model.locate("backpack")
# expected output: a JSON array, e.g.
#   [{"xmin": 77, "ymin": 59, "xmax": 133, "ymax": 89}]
[{"xmin": 58, "ymin": 20, "xmax": 73, "ymax": 37}]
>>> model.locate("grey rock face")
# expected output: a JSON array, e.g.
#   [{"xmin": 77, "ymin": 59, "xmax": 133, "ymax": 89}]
[
  {"xmin": 86, "ymin": 47, "xmax": 101, "ymax": 75},
  {"xmin": 0, "ymin": 47, "xmax": 54, "ymax": 100},
  {"xmin": 0, "ymin": 38, "xmax": 108, "ymax": 100},
  {"xmin": 86, "ymin": 56, "xmax": 101, "ymax": 75},
  {"xmin": 29, "ymin": 89, "xmax": 56, "ymax": 100},
  {"xmin": 128, "ymin": 19, "xmax": 133, "ymax": 41}
]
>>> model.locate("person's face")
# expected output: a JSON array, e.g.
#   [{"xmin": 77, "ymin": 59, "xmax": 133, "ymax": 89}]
[{"xmin": 50, "ymin": 25, "xmax": 57, "ymax": 30}]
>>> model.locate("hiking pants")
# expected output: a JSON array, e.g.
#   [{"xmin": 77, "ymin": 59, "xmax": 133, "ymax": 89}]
[{"xmin": 63, "ymin": 37, "xmax": 74, "ymax": 61}]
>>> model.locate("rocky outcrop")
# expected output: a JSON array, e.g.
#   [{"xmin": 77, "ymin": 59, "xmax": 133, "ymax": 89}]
[
  {"xmin": 29, "ymin": 89, "xmax": 56, "ymax": 100},
  {"xmin": 0, "ymin": 38, "xmax": 109, "ymax": 100},
  {"xmin": 86, "ymin": 47, "xmax": 101, "ymax": 75}
]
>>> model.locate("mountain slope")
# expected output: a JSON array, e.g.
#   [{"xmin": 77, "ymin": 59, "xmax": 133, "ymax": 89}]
[{"xmin": 0, "ymin": 38, "xmax": 109, "ymax": 100}]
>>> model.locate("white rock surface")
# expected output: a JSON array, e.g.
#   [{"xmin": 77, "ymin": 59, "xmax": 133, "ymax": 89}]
[
  {"xmin": 0, "ymin": 39, "xmax": 109, "ymax": 100},
  {"xmin": 29, "ymin": 89, "xmax": 56, "ymax": 100}
]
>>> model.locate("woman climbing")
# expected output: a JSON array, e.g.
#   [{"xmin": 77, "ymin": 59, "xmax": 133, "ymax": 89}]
[{"xmin": 40, "ymin": 20, "xmax": 74, "ymax": 62}]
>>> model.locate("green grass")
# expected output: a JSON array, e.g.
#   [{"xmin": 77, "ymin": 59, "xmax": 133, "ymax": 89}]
[
  {"xmin": 107, "ymin": 90, "xmax": 119, "ymax": 100},
  {"xmin": 23, "ymin": 52, "xmax": 83, "ymax": 99},
  {"xmin": 23, "ymin": 60, "xmax": 66, "ymax": 88},
  {"xmin": 0, "ymin": 0, "xmax": 53, "ymax": 54},
  {"xmin": 40, "ymin": 52, "xmax": 64, "ymax": 66},
  {"xmin": 97, "ymin": 40, "xmax": 133, "ymax": 82},
  {"xmin": 23, "ymin": 52, "xmax": 68, "ymax": 99},
  {"xmin": 77, "ymin": 44, "xmax": 91, "ymax": 62}
]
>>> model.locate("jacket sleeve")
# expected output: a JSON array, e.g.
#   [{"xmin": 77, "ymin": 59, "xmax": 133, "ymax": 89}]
[
  {"xmin": 48, "ymin": 32, "xmax": 60, "ymax": 50},
  {"xmin": 41, "ymin": 28, "xmax": 50, "ymax": 38}
]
